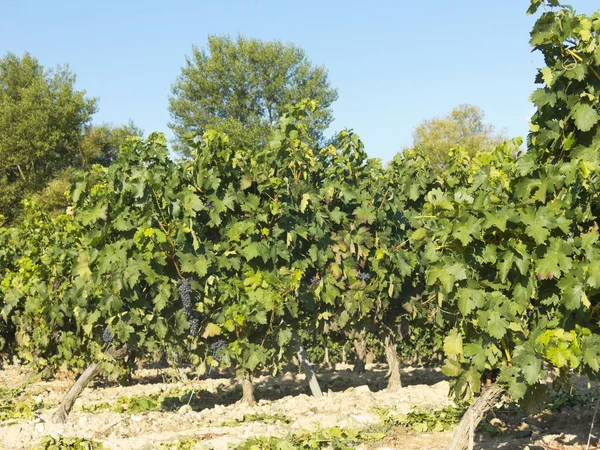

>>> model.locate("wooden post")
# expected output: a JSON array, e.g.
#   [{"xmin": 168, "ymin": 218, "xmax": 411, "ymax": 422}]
[
  {"xmin": 293, "ymin": 332, "xmax": 323, "ymax": 398},
  {"xmin": 384, "ymin": 334, "xmax": 401, "ymax": 391}
]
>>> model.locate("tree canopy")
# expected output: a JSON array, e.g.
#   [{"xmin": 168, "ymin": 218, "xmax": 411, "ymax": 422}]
[
  {"xmin": 78, "ymin": 121, "xmax": 143, "ymax": 169},
  {"xmin": 168, "ymin": 35, "xmax": 338, "ymax": 154},
  {"xmin": 410, "ymin": 104, "xmax": 506, "ymax": 171},
  {"xmin": 27, "ymin": 122, "xmax": 144, "ymax": 217},
  {"xmin": 0, "ymin": 52, "xmax": 97, "ymax": 220}
]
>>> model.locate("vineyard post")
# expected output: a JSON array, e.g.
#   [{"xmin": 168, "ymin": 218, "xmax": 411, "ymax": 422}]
[{"xmin": 293, "ymin": 331, "xmax": 323, "ymax": 398}]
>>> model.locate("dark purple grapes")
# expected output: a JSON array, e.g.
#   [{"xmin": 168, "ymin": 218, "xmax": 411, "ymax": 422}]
[
  {"xmin": 189, "ymin": 316, "xmax": 200, "ymax": 337},
  {"xmin": 209, "ymin": 339, "xmax": 227, "ymax": 351},
  {"xmin": 210, "ymin": 339, "xmax": 226, "ymax": 361},
  {"xmin": 178, "ymin": 279, "xmax": 201, "ymax": 336},
  {"xmin": 102, "ymin": 327, "xmax": 113, "ymax": 343},
  {"xmin": 358, "ymin": 271, "xmax": 371, "ymax": 281},
  {"xmin": 178, "ymin": 279, "xmax": 192, "ymax": 316}
]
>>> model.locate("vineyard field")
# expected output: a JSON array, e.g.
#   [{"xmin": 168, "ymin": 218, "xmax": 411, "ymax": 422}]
[{"xmin": 2, "ymin": 2, "xmax": 600, "ymax": 449}]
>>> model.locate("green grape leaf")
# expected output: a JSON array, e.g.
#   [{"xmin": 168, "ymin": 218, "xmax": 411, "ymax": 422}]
[{"xmin": 572, "ymin": 103, "xmax": 599, "ymax": 132}]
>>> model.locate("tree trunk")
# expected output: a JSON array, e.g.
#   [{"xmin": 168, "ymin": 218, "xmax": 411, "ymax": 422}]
[
  {"xmin": 342, "ymin": 346, "xmax": 347, "ymax": 365},
  {"xmin": 240, "ymin": 370, "xmax": 255, "ymax": 406},
  {"xmin": 294, "ymin": 333, "xmax": 323, "ymax": 398},
  {"xmin": 353, "ymin": 335, "xmax": 367, "ymax": 374},
  {"xmin": 447, "ymin": 383, "xmax": 504, "ymax": 450},
  {"xmin": 384, "ymin": 334, "xmax": 401, "ymax": 391},
  {"xmin": 52, "ymin": 346, "xmax": 127, "ymax": 424}
]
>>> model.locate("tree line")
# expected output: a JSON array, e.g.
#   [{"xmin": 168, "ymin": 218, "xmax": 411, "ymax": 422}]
[{"xmin": 0, "ymin": 35, "xmax": 500, "ymax": 224}]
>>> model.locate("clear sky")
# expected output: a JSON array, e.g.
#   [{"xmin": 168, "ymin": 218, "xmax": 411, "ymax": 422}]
[{"xmin": 2, "ymin": 0, "xmax": 599, "ymax": 162}]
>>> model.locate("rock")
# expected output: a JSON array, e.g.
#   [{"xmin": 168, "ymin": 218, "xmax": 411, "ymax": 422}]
[
  {"xmin": 489, "ymin": 417, "xmax": 504, "ymax": 427},
  {"xmin": 355, "ymin": 385, "xmax": 371, "ymax": 394},
  {"xmin": 178, "ymin": 404, "xmax": 192, "ymax": 414},
  {"xmin": 131, "ymin": 414, "xmax": 144, "ymax": 422},
  {"xmin": 34, "ymin": 422, "xmax": 44, "ymax": 432}
]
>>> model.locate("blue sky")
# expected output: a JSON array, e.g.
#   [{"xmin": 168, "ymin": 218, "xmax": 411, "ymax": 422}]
[{"xmin": 2, "ymin": 0, "xmax": 599, "ymax": 162}]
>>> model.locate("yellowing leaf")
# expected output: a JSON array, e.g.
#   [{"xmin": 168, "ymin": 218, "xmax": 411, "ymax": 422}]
[
  {"xmin": 300, "ymin": 193, "xmax": 310, "ymax": 213},
  {"xmin": 444, "ymin": 329, "xmax": 463, "ymax": 356},
  {"xmin": 202, "ymin": 323, "xmax": 222, "ymax": 338},
  {"xmin": 541, "ymin": 67, "xmax": 554, "ymax": 87}
]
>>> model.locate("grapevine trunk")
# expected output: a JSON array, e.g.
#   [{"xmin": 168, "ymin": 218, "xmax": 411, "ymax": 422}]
[
  {"xmin": 447, "ymin": 383, "xmax": 504, "ymax": 450},
  {"xmin": 240, "ymin": 370, "xmax": 256, "ymax": 406},
  {"xmin": 353, "ymin": 334, "xmax": 367, "ymax": 374},
  {"xmin": 52, "ymin": 346, "xmax": 128, "ymax": 423}
]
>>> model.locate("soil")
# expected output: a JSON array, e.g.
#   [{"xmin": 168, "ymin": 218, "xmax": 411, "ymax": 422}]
[{"xmin": 0, "ymin": 363, "xmax": 598, "ymax": 449}]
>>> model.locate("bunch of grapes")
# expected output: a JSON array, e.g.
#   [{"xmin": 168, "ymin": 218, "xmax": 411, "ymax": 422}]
[
  {"xmin": 357, "ymin": 271, "xmax": 371, "ymax": 281},
  {"xmin": 209, "ymin": 339, "xmax": 227, "ymax": 361},
  {"xmin": 179, "ymin": 278, "xmax": 200, "ymax": 337},
  {"xmin": 189, "ymin": 316, "xmax": 200, "ymax": 337},
  {"xmin": 209, "ymin": 339, "xmax": 227, "ymax": 351},
  {"xmin": 102, "ymin": 327, "xmax": 113, "ymax": 343},
  {"xmin": 178, "ymin": 279, "xmax": 192, "ymax": 316}
]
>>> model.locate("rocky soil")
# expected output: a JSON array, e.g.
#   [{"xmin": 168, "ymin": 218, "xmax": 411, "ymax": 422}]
[{"xmin": 0, "ymin": 364, "xmax": 598, "ymax": 449}]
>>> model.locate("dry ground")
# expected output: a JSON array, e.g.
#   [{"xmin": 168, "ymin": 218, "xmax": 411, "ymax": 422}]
[{"xmin": 0, "ymin": 363, "xmax": 598, "ymax": 449}]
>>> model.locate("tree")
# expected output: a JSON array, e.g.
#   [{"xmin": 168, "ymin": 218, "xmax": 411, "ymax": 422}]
[
  {"xmin": 28, "ymin": 122, "xmax": 143, "ymax": 216},
  {"xmin": 0, "ymin": 53, "xmax": 97, "ymax": 220},
  {"xmin": 410, "ymin": 104, "xmax": 506, "ymax": 171},
  {"xmin": 78, "ymin": 121, "xmax": 143, "ymax": 169},
  {"xmin": 168, "ymin": 35, "xmax": 338, "ymax": 154}
]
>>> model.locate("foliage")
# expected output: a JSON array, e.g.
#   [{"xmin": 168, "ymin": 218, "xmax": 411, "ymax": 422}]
[
  {"xmin": 234, "ymin": 426, "xmax": 384, "ymax": 450},
  {"xmin": 0, "ymin": 387, "xmax": 51, "ymax": 422},
  {"xmin": 410, "ymin": 104, "xmax": 506, "ymax": 172},
  {"xmin": 374, "ymin": 406, "xmax": 463, "ymax": 432},
  {"xmin": 402, "ymin": 0, "xmax": 600, "ymax": 412},
  {"xmin": 2, "ymin": 0, "xmax": 600, "ymax": 429},
  {"xmin": 222, "ymin": 413, "xmax": 291, "ymax": 426},
  {"xmin": 32, "ymin": 436, "xmax": 104, "ymax": 450},
  {"xmin": 168, "ymin": 35, "xmax": 338, "ymax": 155},
  {"xmin": 78, "ymin": 121, "xmax": 143, "ymax": 169},
  {"xmin": 156, "ymin": 440, "xmax": 196, "ymax": 450},
  {"xmin": 0, "ymin": 52, "xmax": 97, "ymax": 221},
  {"xmin": 78, "ymin": 388, "xmax": 214, "ymax": 414}
]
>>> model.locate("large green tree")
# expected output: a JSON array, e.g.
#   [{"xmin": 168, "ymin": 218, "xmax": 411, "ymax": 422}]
[
  {"xmin": 28, "ymin": 122, "xmax": 143, "ymax": 217},
  {"xmin": 410, "ymin": 104, "xmax": 506, "ymax": 172},
  {"xmin": 78, "ymin": 121, "xmax": 143, "ymax": 169},
  {"xmin": 168, "ymin": 35, "xmax": 338, "ymax": 154},
  {"xmin": 0, "ymin": 52, "xmax": 97, "ymax": 220}
]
